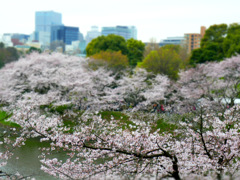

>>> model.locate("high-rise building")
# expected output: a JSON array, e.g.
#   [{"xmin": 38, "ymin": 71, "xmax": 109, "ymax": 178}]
[
  {"xmin": 159, "ymin": 37, "xmax": 185, "ymax": 47},
  {"xmin": 35, "ymin": 11, "xmax": 62, "ymax": 44},
  {"xmin": 129, "ymin": 26, "xmax": 137, "ymax": 40},
  {"xmin": 0, "ymin": 34, "xmax": 13, "ymax": 47},
  {"xmin": 184, "ymin": 26, "xmax": 206, "ymax": 53},
  {"xmin": 38, "ymin": 31, "xmax": 51, "ymax": 48},
  {"xmin": 101, "ymin": 26, "xmax": 137, "ymax": 40},
  {"xmin": 79, "ymin": 40, "xmax": 87, "ymax": 54},
  {"xmin": 35, "ymin": 11, "xmax": 62, "ymax": 33},
  {"xmin": 85, "ymin": 26, "xmax": 101, "ymax": 44},
  {"xmin": 78, "ymin": 32, "xmax": 84, "ymax": 42},
  {"xmin": 51, "ymin": 25, "xmax": 80, "ymax": 45}
]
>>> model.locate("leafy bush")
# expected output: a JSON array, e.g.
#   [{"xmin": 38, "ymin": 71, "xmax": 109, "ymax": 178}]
[
  {"xmin": 40, "ymin": 104, "xmax": 73, "ymax": 115},
  {"xmin": 139, "ymin": 46, "xmax": 183, "ymax": 80},
  {"xmin": 89, "ymin": 51, "xmax": 129, "ymax": 71},
  {"xmin": 0, "ymin": 110, "xmax": 20, "ymax": 128}
]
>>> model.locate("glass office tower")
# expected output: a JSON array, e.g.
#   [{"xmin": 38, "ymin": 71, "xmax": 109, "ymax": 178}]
[
  {"xmin": 101, "ymin": 26, "xmax": 137, "ymax": 40},
  {"xmin": 35, "ymin": 11, "xmax": 62, "ymax": 41},
  {"xmin": 51, "ymin": 25, "xmax": 79, "ymax": 45}
]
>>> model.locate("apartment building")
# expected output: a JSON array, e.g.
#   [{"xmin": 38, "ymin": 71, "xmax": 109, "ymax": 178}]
[
  {"xmin": 85, "ymin": 26, "xmax": 101, "ymax": 44},
  {"xmin": 184, "ymin": 26, "xmax": 206, "ymax": 53}
]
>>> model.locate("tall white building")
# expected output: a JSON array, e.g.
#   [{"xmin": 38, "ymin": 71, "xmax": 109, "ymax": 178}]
[
  {"xmin": 35, "ymin": 11, "xmax": 62, "ymax": 47},
  {"xmin": 101, "ymin": 26, "xmax": 137, "ymax": 40},
  {"xmin": 38, "ymin": 31, "xmax": 51, "ymax": 47},
  {"xmin": 85, "ymin": 26, "xmax": 101, "ymax": 44},
  {"xmin": 0, "ymin": 34, "xmax": 13, "ymax": 47},
  {"xmin": 129, "ymin": 26, "xmax": 137, "ymax": 40}
]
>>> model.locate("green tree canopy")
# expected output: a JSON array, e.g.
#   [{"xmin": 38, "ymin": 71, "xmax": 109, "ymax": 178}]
[
  {"xmin": 222, "ymin": 23, "xmax": 240, "ymax": 57},
  {"xmin": 86, "ymin": 34, "xmax": 128, "ymax": 56},
  {"xmin": 89, "ymin": 51, "xmax": 129, "ymax": 72},
  {"xmin": 143, "ymin": 38, "xmax": 160, "ymax": 58},
  {"xmin": 126, "ymin": 38, "xmax": 145, "ymax": 67},
  {"xmin": 0, "ymin": 42, "xmax": 4, "ymax": 49},
  {"xmin": 201, "ymin": 24, "xmax": 227, "ymax": 48},
  {"xmin": 27, "ymin": 47, "xmax": 42, "ymax": 54},
  {"xmin": 190, "ymin": 23, "xmax": 240, "ymax": 64},
  {"xmin": 0, "ymin": 46, "xmax": 19, "ymax": 68},
  {"xmin": 139, "ymin": 45, "xmax": 184, "ymax": 80}
]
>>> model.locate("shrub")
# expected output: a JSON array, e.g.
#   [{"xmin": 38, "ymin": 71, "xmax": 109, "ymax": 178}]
[{"xmin": 89, "ymin": 51, "xmax": 129, "ymax": 71}]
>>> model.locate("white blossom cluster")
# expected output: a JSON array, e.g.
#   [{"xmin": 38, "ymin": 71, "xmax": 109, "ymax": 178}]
[
  {"xmin": 0, "ymin": 53, "xmax": 240, "ymax": 179},
  {"xmin": 0, "ymin": 53, "xmax": 169, "ymax": 112}
]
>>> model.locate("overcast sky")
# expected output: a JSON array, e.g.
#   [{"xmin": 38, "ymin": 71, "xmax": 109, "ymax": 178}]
[{"xmin": 0, "ymin": 0, "xmax": 240, "ymax": 42}]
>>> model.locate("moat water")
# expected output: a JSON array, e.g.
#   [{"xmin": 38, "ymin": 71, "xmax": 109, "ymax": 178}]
[{"xmin": 1, "ymin": 138, "xmax": 59, "ymax": 180}]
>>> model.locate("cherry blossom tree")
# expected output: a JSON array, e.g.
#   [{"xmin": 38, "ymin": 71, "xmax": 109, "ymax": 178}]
[
  {"xmin": 6, "ymin": 105, "xmax": 182, "ymax": 179},
  {"xmin": 5, "ymin": 101, "xmax": 240, "ymax": 179},
  {"xmin": 184, "ymin": 106, "xmax": 240, "ymax": 179},
  {"xmin": 169, "ymin": 55, "xmax": 240, "ymax": 179},
  {"xmin": 171, "ymin": 55, "xmax": 240, "ymax": 114},
  {"xmin": 0, "ymin": 133, "xmax": 11, "ymax": 178},
  {"xmin": 100, "ymin": 69, "xmax": 170, "ymax": 111},
  {"xmin": 0, "ymin": 52, "xmax": 169, "ymax": 112},
  {"xmin": 1, "ymin": 53, "xmax": 240, "ymax": 179},
  {"xmin": 0, "ymin": 126, "xmax": 28, "ymax": 179}
]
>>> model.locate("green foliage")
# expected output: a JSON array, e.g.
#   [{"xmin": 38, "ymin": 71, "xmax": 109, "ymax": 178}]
[
  {"xmin": 190, "ymin": 45, "xmax": 222, "ymax": 64},
  {"xmin": 0, "ymin": 56, "xmax": 4, "ymax": 68},
  {"xmin": 161, "ymin": 44, "xmax": 181, "ymax": 52},
  {"xmin": 39, "ymin": 104, "xmax": 76, "ymax": 133},
  {"xmin": 99, "ymin": 111, "xmax": 137, "ymax": 130},
  {"xmin": 0, "ymin": 110, "xmax": 9, "ymax": 121},
  {"xmin": 190, "ymin": 23, "xmax": 240, "ymax": 64},
  {"xmin": 0, "ymin": 46, "xmax": 19, "ymax": 68},
  {"xmin": 40, "ymin": 104, "xmax": 73, "ymax": 115},
  {"xmin": 27, "ymin": 47, "xmax": 42, "ymax": 54},
  {"xmin": 151, "ymin": 117, "xmax": 178, "ymax": 134},
  {"xmin": 189, "ymin": 48, "xmax": 204, "ymax": 64},
  {"xmin": 54, "ymin": 104, "xmax": 73, "ymax": 115},
  {"xmin": 143, "ymin": 38, "xmax": 160, "ymax": 58},
  {"xmin": 86, "ymin": 34, "xmax": 128, "ymax": 56},
  {"xmin": 89, "ymin": 51, "xmax": 129, "ymax": 71},
  {"xmin": 86, "ymin": 35, "xmax": 147, "ymax": 68},
  {"xmin": 99, "ymin": 111, "xmax": 129, "ymax": 121},
  {"xmin": 59, "ymin": 110, "xmax": 135, "ymax": 133},
  {"xmin": 5, "ymin": 47, "xmax": 19, "ymax": 62},
  {"xmin": 0, "ymin": 120, "xmax": 21, "ymax": 128},
  {"xmin": 201, "ymin": 24, "xmax": 227, "ymax": 48},
  {"xmin": 235, "ymin": 83, "xmax": 240, "ymax": 98},
  {"xmin": 223, "ymin": 23, "xmax": 240, "ymax": 57},
  {"xmin": 62, "ymin": 111, "xmax": 84, "ymax": 133},
  {"xmin": 0, "ymin": 110, "xmax": 21, "ymax": 128},
  {"xmin": 126, "ymin": 38, "xmax": 145, "ymax": 67},
  {"xmin": 139, "ymin": 45, "xmax": 184, "ymax": 80},
  {"xmin": 0, "ymin": 42, "xmax": 4, "ymax": 49}
]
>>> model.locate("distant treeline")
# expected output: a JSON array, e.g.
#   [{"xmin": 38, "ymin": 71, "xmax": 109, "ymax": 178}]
[{"xmin": 0, "ymin": 42, "xmax": 19, "ymax": 68}]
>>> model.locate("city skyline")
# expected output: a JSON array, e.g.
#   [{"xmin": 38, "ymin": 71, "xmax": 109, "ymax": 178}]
[{"xmin": 1, "ymin": 0, "xmax": 240, "ymax": 42}]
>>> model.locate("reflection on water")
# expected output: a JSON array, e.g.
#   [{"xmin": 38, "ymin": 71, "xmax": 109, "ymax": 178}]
[
  {"xmin": 1, "ymin": 138, "xmax": 59, "ymax": 180},
  {"xmin": 1, "ymin": 137, "xmax": 157, "ymax": 180}
]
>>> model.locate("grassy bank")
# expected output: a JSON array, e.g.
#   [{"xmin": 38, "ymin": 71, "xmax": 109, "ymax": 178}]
[
  {"xmin": 0, "ymin": 110, "xmax": 20, "ymax": 128},
  {"xmin": 0, "ymin": 104, "xmax": 182, "ymax": 135}
]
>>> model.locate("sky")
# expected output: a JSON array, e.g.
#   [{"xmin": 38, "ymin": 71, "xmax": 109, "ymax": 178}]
[{"xmin": 1, "ymin": 0, "xmax": 240, "ymax": 42}]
